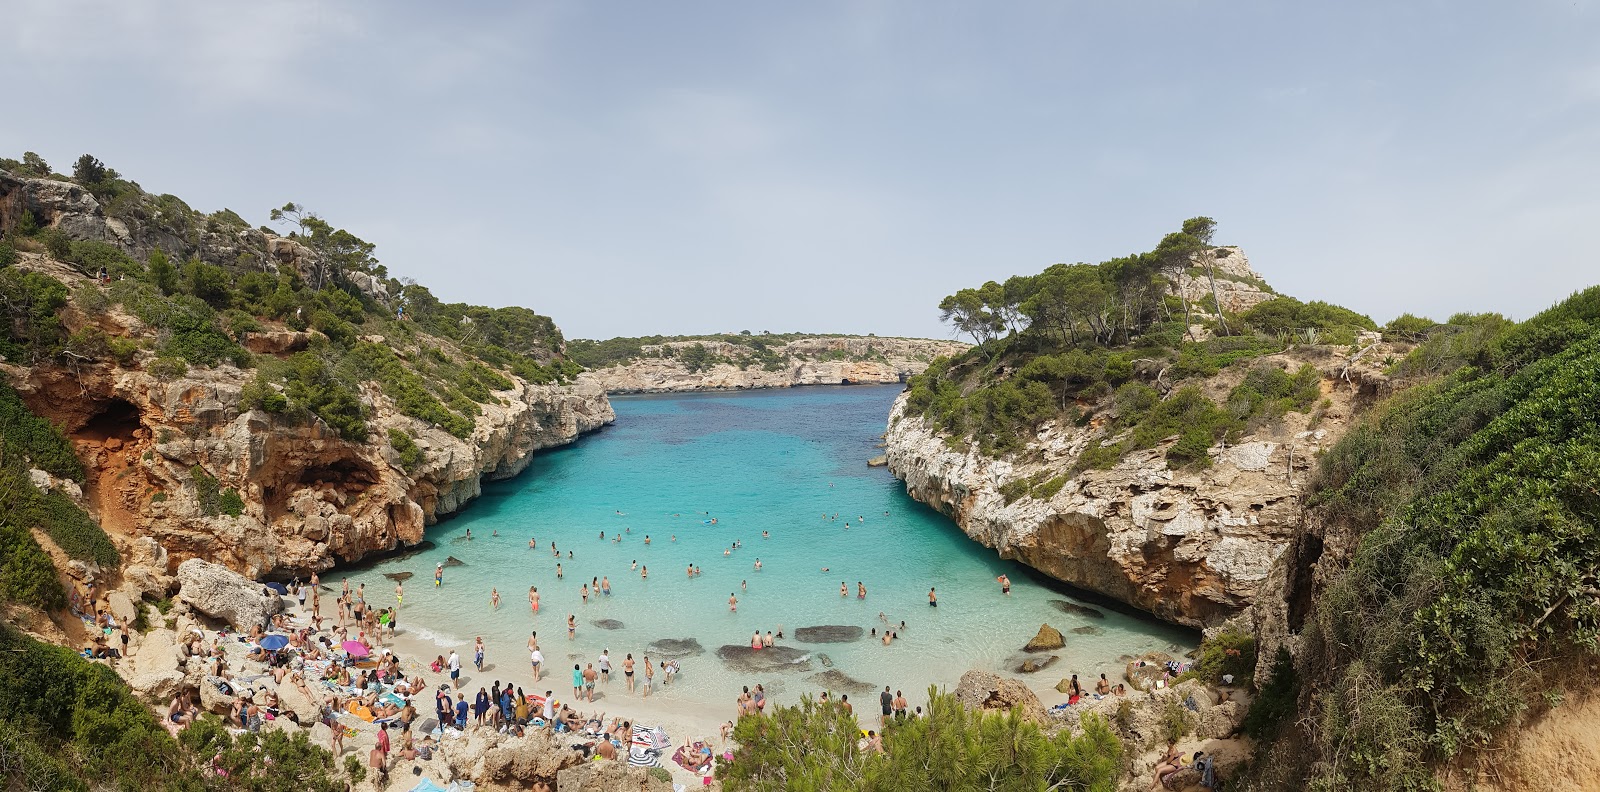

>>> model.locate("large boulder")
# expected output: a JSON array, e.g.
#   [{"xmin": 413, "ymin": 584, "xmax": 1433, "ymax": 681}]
[
  {"xmin": 127, "ymin": 669, "xmax": 185, "ymax": 701},
  {"xmin": 1197, "ymin": 700, "xmax": 1245, "ymax": 739},
  {"xmin": 107, "ymin": 591, "xmax": 138, "ymax": 628},
  {"xmin": 1023, "ymin": 624, "xmax": 1065, "ymax": 652},
  {"xmin": 480, "ymin": 729, "xmax": 588, "ymax": 784},
  {"xmin": 953, "ymin": 670, "xmax": 1047, "ymax": 724},
  {"xmin": 176, "ymin": 558, "xmax": 281, "ymax": 629}
]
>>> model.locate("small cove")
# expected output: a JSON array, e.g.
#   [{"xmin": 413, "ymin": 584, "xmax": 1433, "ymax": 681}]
[{"xmin": 342, "ymin": 385, "xmax": 1195, "ymax": 714}]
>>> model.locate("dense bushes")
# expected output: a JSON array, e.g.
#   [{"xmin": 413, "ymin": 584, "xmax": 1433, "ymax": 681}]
[
  {"xmin": 0, "ymin": 382, "xmax": 84, "ymax": 479},
  {"xmin": 0, "ymin": 623, "xmax": 189, "ymax": 790},
  {"xmin": 1238, "ymin": 297, "xmax": 1376, "ymax": 345},
  {"xmin": 717, "ymin": 688, "xmax": 1121, "ymax": 791},
  {"xmin": 0, "ymin": 268, "xmax": 70, "ymax": 363},
  {"xmin": 387, "ymin": 428, "xmax": 424, "ymax": 472},
  {"xmin": 280, "ymin": 353, "xmax": 368, "ymax": 442},
  {"xmin": 1254, "ymin": 286, "xmax": 1600, "ymax": 790}
]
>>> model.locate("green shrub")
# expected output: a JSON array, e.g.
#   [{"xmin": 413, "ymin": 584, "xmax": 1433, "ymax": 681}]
[
  {"xmin": 0, "ymin": 268, "xmax": 70, "ymax": 362},
  {"xmin": 37, "ymin": 228, "xmax": 70, "ymax": 259},
  {"xmin": 191, "ymin": 465, "xmax": 221, "ymax": 516},
  {"xmin": 0, "ymin": 242, "xmax": 16, "ymax": 269},
  {"xmin": 0, "ymin": 518, "xmax": 65, "ymax": 609},
  {"xmin": 219, "ymin": 488, "xmax": 244, "ymax": 517},
  {"xmin": 281, "ymin": 353, "xmax": 368, "ymax": 442},
  {"xmin": 1227, "ymin": 363, "xmax": 1321, "ymax": 427},
  {"xmin": 343, "ymin": 754, "xmax": 366, "ymax": 783},
  {"xmin": 718, "ymin": 687, "xmax": 1122, "ymax": 791},
  {"xmin": 0, "ymin": 382, "xmax": 84, "ymax": 479},
  {"xmin": 387, "ymin": 428, "xmax": 425, "ymax": 472},
  {"xmin": 1182, "ymin": 624, "xmax": 1256, "ymax": 686}
]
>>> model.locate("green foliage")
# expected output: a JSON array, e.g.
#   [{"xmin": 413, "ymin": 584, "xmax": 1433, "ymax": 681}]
[
  {"xmin": 1260, "ymin": 286, "xmax": 1600, "ymax": 790},
  {"xmin": 339, "ymin": 343, "xmax": 470, "ymax": 438},
  {"xmin": 280, "ymin": 353, "xmax": 368, "ymax": 442},
  {"xmin": 1226, "ymin": 363, "xmax": 1322, "ymax": 428},
  {"xmin": 190, "ymin": 465, "xmax": 221, "ymax": 517},
  {"xmin": 0, "ymin": 381, "xmax": 84, "ymax": 479},
  {"xmin": 182, "ymin": 258, "xmax": 232, "ymax": 307},
  {"xmin": 1159, "ymin": 699, "xmax": 1193, "ymax": 744},
  {"xmin": 717, "ymin": 688, "xmax": 1122, "ymax": 792},
  {"xmin": 68, "ymin": 240, "xmax": 141, "ymax": 280},
  {"xmin": 71, "ymin": 154, "xmax": 108, "ymax": 185},
  {"xmin": 180, "ymin": 715, "xmax": 345, "ymax": 792},
  {"xmin": 387, "ymin": 428, "xmax": 424, "ymax": 472},
  {"xmin": 146, "ymin": 248, "xmax": 178, "ymax": 294},
  {"xmin": 0, "ymin": 242, "xmax": 16, "ymax": 268},
  {"xmin": 38, "ymin": 228, "xmax": 72, "ymax": 259},
  {"xmin": 0, "ymin": 267, "xmax": 70, "ymax": 362},
  {"xmin": 343, "ymin": 754, "xmax": 366, "ymax": 783},
  {"xmin": 239, "ymin": 373, "xmax": 288, "ymax": 413},
  {"xmin": 1381, "ymin": 312, "xmax": 1435, "ymax": 342},
  {"xmin": 1239, "ymin": 297, "xmax": 1376, "ymax": 345},
  {"xmin": 218, "ymin": 488, "xmax": 244, "ymax": 517},
  {"xmin": 1168, "ymin": 334, "xmax": 1287, "ymax": 379},
  {"xmin": 0, "ymin": 623, "xmax": 193, "ymax": 789},
  {"xmin": 0, "ymin": 467, "xmax": 118, "ymax": 568},
  {"xmin": 1181, "ymin": 624, "xmax": 1256, "ymax": 686},
  {"xmin": 0, "ymin": 517, "xmax": 65, "ymax": 609}
]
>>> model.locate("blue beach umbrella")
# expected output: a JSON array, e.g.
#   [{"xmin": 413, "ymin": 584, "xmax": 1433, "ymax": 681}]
[{"xmin": 259, "ymin": 634, "xmax": 289, "ymax": 651}]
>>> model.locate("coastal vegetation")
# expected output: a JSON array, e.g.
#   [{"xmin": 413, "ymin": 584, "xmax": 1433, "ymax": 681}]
[
  {"xmin": 904, "ymin": 216, "xmax": 1368, "ymax": 463},
  {"xmin": 2, "ymin": 154, "xmax": 580, "ymax": 448},
  {"xmin": 718, "ymin": 689, "xmax": 1122, "ymax": 791},
  {"xmin": 1242, "ymin": 288, "xmax": 1600, "ymax": 790},
  {"xmin": 568, "ymin": 331, "xmax": 902, "ymax": 371}
]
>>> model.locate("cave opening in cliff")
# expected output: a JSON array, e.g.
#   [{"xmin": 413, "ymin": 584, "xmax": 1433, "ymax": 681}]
[
  {"xmin": 78, "ymin": 398, "xmax": 142, "ymax": 442},
  {"xmin": 298, "ymin": 459, "xmax": 377, "ymax": 487},
  {"xmin": 1286, "ymin": 532, "xmax": 1324, "ymax": 631}
]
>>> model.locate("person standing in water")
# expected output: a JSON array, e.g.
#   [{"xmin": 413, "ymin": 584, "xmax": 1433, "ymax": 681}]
[
  {"xmin": 858, "ymin": 582, "xmax": 867, "ymax": 599},
  {"xmin": 929, "ymin": 587, "xmax": 937, "ymax": 607},
  {"xmin": 728, "ymin": 593, "xmax": 738, "ymax": 612},
  {"xmin": 840, "ymin": 582, "xmax": 848, "ymax": 597},
  {"xmin": 601, "ymin": 576, "xmax": 610, "ymax": 596},
  {"xmin": 529, "ymin": 586, "xmax": 539, "ymax": 614},
  {"xmin": 556, "ymin": 563, "xmax": 563, "ymax": 579},
  {"xmin": 567, "ymin": 614, "xmax": 576, "ymax": 639},
  {"xmin": 394, "ymin": 581, "xmax": 403, "ymax": 610},
  {"xmin": 490, "ymin": 588, "xmax": 500, "ymax": 610},
  {"xmin": 581, "ymin": 583, "xmax": 589, "ymax": 604},
  {"xmin": 997, "ymin": 574, "xmax": 1011, "ymax": 595},
  {"xmin": 623, "ymin": 654, "xmax": 636, "ymax": 694},
  {"xmin": 642, "ymin": 654, "xmax": 655, "ymax": 698},
  {"xmin": 435, "ymin": 564, "xmax": 443, "ymax": 588}
]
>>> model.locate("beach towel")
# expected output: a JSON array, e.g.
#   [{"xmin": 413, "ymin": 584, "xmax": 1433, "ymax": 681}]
[
  {"xmin": 408, "ymin": 779, "xmax": 448, "ymax": 792},
  {"xmin": 628, "ymin": 725, "xmax": 669, "ymax": 768}
]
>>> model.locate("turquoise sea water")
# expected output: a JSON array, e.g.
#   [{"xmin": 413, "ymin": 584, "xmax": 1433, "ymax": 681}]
[{"xmin": 343, "ymin": 385, "xmax": 1193, "ymax": 712}]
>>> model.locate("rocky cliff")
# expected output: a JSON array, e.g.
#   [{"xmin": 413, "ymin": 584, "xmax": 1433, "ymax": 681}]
[
  {"xmin": 5, "ymin": 288, "xmax": 612, "ymax": 579},
  {"xmin": 885, "ymin": 345, "xmax": 1397, "ymax": 629},
  {"xmin": 589, "ymin": 336, "xmax": 967, "ymax": 393}
]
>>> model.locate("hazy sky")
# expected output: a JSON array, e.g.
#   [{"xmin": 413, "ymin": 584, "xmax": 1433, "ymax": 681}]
[{"xmin": 4, "ymin": 2, "xmax": 1597, "ymax": 340}]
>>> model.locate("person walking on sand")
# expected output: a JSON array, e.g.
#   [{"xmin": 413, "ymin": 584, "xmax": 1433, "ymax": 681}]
[
  {"xmin": 623, "ymin": 653, "xmax": 636, "ymax": 694},
  {"xmin": 474, "ymin": 637, "xmax": 485, "ymax": 672},
  {"xmin": 598, "ymin": 649, "xmax": 611, "ymax": 683},
  {"xmin": 582, "ymin": 663, "xmax": 597, "ymax": 702},
  {"xmin": 880, "ymin": 686, "xmax": 893, "ymax": 728},
  {"xmin": 572, "ymin": 664, "xmax": 584, "ymax": 702},
  {"xmin": 529, "ymin": 586, "xmax": 539, "ymax": 614},
  {"xmin": 528, "ymin": 631, "xmax": 542, "ymax": 679},
  {"xmin": 447, "ymin": 649, "xmax": 461, "ymax": 690}
]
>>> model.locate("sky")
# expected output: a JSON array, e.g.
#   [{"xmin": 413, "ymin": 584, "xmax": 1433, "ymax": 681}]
[{"xmin": 3, "ymin": 1, "xmax": 1598, "ymax": 341}]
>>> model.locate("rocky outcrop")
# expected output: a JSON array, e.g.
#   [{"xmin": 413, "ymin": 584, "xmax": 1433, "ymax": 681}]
[
  {"xmin": 591, "ymin": 336, "xmax": 967, "ymax": 393},
  {"xmin": 1176, "ymin": 247, "xmax": 1278, "ymax": 315},
  {"xmin": 1023, "ymin": 624, "xmax": 1065, "ymax": 651},
  {"xmin": 175, "ymin": 558, "xmax": 282, "ymax": 628},
  {"xmin": 2, "ymin": 262, "xmax": 612, "ymax": 580},
  {"xmin": 952, "ymin": 669, "xmax": 1047, "ymax": 724},
  {"xmin": 886, "ymin": 347, "xmax": 1399, "ymax": 628}
]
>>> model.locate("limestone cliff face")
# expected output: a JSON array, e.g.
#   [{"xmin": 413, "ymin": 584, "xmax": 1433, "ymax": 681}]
[
  {"xmin": 885, "ymin": 347, "xmax": 1396, "ymax": 628},
  {"xmin": 10, "ymin": 356, "xmax": 611, "ymax": 579},
  {"xmin": 592, "ymin": 336, "xmax": 968, "ymax": 393}
]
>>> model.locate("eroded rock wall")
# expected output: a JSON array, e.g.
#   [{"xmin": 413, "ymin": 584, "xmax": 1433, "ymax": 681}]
[
  {"xmin": 7, "ymin": 358, "xmax": 612, "ymax": 579},
  {"xmin": 592, "ymin": 336, "xmax": 967, "ymax": 393},
  {"xmin": 885, "ymin": 349, "xmax": 1395, "ymax": 628}
]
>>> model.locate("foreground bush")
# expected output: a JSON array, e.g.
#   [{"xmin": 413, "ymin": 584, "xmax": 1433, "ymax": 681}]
[{"xmin": 717, "ymin": 688, "xmax": 1122, "ymax": 792}]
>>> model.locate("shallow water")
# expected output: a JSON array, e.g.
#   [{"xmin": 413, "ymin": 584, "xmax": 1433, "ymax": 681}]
[{"xmin": 342, "ymin": 385, "xmax": 1193, "ymax": 712}]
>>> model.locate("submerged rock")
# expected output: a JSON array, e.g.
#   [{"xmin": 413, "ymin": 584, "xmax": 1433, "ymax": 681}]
[
  {"xmin": 1023, "ymin": 623, "xmax": 1065, "ymax": 652},
  {"xmin": 818, "ymin": 653, "xmax": 834, "ymax": 668},
  {"xmin": 715, "ymin": 644, "xmax": 811, "ymax": 674},
  {"xmin": 443, "ymin": 556, "xmax": 466, "ymax": 568},
  {"xmin": 648, "ymin": 638, "xmax": 704, "ymax": 658},
  {"xmin": 1017, "ymin": 655, "xmax": 1059, "ymax": 674},
  {"xmin": 592, "ymin": 619, "xmax": 624, "ymax": 630},
  {"xmin": 867, "ymin": 455, "xmax": 887, "ymax": 467},
  {"xmin": 1071, "ymin": 625, "xmax": 1104, "ymax": 636},
  {"xmin": 794, "ymin": 625, "xmax": 864, "ymax": 643},
  {"xmin": 1048, "ymin": 600, "xmax": 1105, "ymax": 619},
  {"xmin": 382, "ymin": 571, "xmax": 414, "ymax": 582},
  {"xmin": 808, "ymin": 669, "xmax": 876, "ymax": 694}
]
